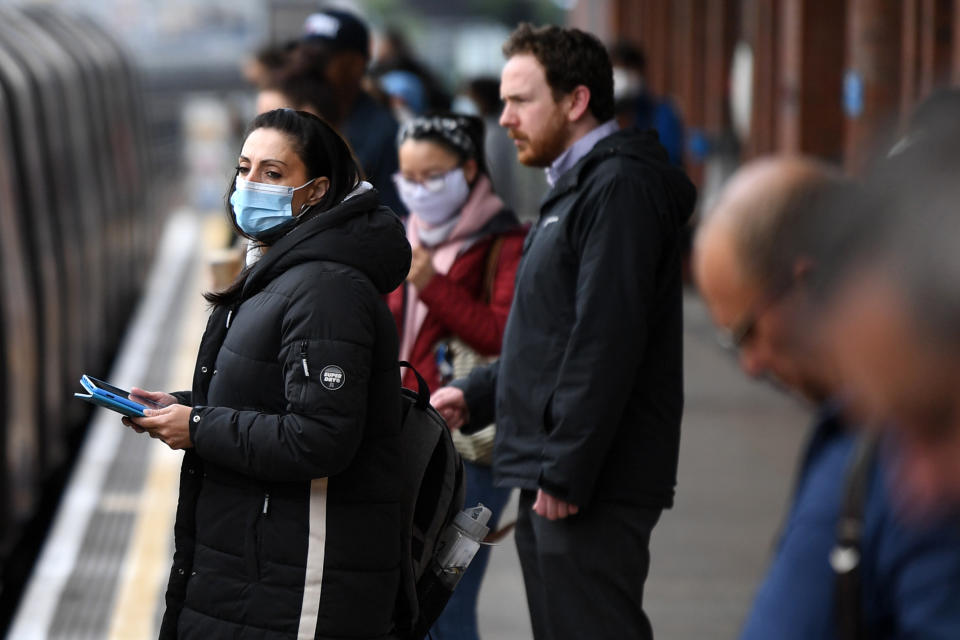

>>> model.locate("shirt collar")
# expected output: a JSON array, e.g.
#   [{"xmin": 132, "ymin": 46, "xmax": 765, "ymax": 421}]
[{"xmin": 545, "ymin": 119, "xmax": 620, "ymax": 187}]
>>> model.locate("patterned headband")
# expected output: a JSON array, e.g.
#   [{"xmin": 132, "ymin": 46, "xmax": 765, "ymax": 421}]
[{"xmin": 397, "ymin": 115, "xmax": 476, "ymax": 157}]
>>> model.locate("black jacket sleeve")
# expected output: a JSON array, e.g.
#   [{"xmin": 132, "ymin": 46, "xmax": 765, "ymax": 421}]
[
  {"xmin": 539, "ymin": 167, "xmax": 674, "ymax": 506},
  {"xmin": 188, "ymin": 275, "xmax": 376, "ymax": 482}
]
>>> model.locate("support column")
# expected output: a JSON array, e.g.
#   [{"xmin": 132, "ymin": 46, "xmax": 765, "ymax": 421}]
[
  {"xmin": 953, "ymin": 0, "xmax": 960, "ymax": 83},
  {"xmin": 639, "ymin": 0, "xmax": 672, "ymax": 97},
  {"xmin": 778, "ymin": 0, "xmax": 847, "ymax": 159},
  {"xmin": 919, "ymin": 0, "xmax": 953, "ymax": 95},
  {"xmin": 902, "ymin": 0, "xmax": 921, "ymax": 125},
  {"xmin": 844, "ymin": 0, "xmax": 902, "ymax": 174},
  {"xmin": 671, "ymin": 0, "xmax": 706, "ymax": 179},
  {"xmin": 743, "ymin": 0, "xmax": 779, "ymax": 158},
  {"xmin": 703, "ymin": 0, "xmax": 739, "ymax": 135}
]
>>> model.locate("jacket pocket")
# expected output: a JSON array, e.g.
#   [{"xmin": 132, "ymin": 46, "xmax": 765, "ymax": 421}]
[
  {"xmin": 245, "ymin": 491, "xmax": 272, "ymax": 581},
  {"xmin": 542, "ymin": 391, "xmax": 556, "ymax": 435},
  {"xmin": 298, "ymin": 339, "xmax": 310, "ymax": 405},
  {"xmin": 283, "ymin": 338, "xmax": 313, "ymax": 409}
]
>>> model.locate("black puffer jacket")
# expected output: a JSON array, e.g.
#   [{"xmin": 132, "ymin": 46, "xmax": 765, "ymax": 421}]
[{"xmin": 159, "ymin": 188, "xmax": 411, "ymax": 639}]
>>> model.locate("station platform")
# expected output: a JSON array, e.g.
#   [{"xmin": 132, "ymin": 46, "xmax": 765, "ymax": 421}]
[{"xmin": 7, "ymin": 209, "xmax": 810, "ymax": 639}]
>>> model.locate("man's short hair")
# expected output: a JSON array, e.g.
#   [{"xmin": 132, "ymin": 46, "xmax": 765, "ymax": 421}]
[{"xmin": 502, "ymin": 23, "xmax": 614, "ymax": 123}]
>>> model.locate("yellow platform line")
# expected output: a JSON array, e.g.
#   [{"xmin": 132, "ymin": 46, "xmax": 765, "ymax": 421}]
[{"xmin": 106, "ymin": 213, "xmax": 227, "ymax": 639}]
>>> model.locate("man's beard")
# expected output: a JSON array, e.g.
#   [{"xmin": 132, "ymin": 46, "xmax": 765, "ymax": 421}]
[{"xmin": 509, "ymin": 114, "xmax": 571, "ymax": 167}]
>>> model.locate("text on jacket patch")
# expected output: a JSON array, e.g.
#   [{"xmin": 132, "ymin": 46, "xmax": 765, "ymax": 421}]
[{"xmin": 320, "ymin": 365, "xmax": 346, "ymax": 390}]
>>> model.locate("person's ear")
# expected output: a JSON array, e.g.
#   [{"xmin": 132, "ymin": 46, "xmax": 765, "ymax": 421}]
[
  {"xmin": 565, "ymin": 85, "xmax": 592, "ymax": 122},
  {"xmin": 793, "ymin": 257, "xmax": 814, "ymax": 284},
  {"xmin": 462, "ymin": 158, "xmax": 479, "ymax": 184},
  {"xmin": 306, "ymin": 177, "xmax": 331, "ymax": 205}
]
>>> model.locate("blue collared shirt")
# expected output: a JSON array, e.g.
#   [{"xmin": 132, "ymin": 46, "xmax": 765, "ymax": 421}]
[
  {"xmin": 545, "ymin": 119, "xmax": 620, "ymax": 187},
  {"xmin": 740, "ymin": 403, "xmax": 960, "ymax": 640}
]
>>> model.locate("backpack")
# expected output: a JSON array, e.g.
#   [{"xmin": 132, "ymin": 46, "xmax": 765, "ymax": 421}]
[{"xmin": 393, "ymin": 361, "xmax": 466, "ymax": 639}]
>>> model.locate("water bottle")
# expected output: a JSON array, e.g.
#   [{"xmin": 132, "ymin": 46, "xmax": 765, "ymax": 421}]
[
  {"xmin": 433, "ymin": 503, "xmax": 492, "ymax": 589},
  {"xmin": 411, "ymin": 503, "xmax": 493, "ymax": 637}
]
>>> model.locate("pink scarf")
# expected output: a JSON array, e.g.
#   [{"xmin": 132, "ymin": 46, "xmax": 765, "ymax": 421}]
[{"xmin": 399, "ymin": 175, "xmax": 505, "ymax": 363}]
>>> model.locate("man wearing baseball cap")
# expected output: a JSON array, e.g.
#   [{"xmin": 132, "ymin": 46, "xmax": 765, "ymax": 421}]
[{"xmin": 302, "ymin": 8, "xmax": 405, "ymax": 215}]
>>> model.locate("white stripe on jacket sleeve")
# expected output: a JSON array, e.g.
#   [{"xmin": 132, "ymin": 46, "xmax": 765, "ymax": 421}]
[{"xmin": 297, "ymin": 477, "xmax": 329, "ymax": 640}]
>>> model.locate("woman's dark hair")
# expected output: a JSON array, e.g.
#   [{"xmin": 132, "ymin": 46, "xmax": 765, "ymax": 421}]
[
  {"xmin": 502, "ymin": 23, "xmax": 614, "ymax": 123},
  {"xmin": 398, "ymin": 112, "xmax": 489, "ymax": 179},
  {"xmin": 207, "ymin": 109, "xmax": 362, "ymax": 305}
]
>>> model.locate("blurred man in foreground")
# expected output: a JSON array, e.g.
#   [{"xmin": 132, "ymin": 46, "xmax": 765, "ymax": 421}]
[
  {"xmin": 819, "ymin": 128, "xmax": 960, "ymax": 511},
  {"xmin": 695, "ymin": 157, "xmax": 960, "ymax": 640}
]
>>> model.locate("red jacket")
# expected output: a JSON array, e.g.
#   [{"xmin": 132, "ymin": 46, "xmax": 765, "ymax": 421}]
[{"xmin": 389, "ymin": 222, "xmax": 526, "ymax": 392}]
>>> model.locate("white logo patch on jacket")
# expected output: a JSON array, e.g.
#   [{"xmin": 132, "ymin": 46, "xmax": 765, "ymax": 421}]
[{"xmin": 320, "ymin": 365, "xmax": 345, "ymax": 390}]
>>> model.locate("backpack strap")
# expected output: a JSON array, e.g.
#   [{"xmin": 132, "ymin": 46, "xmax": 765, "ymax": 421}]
[
  {"xmin": 831, "ymin": 431, "xmax": 881, "ymax": 640},
  {"xmin": 400, "ymin": 359, "xmax": 431, "ymax": 409},
  {"xmin": 482, "ymin": 236, "xmax": 505, "ymax": 304}
]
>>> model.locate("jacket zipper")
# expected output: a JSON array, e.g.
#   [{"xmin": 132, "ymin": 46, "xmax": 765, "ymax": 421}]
[
  {"xmin": 249, "ymin": 491, "xmax": 270, "ymax": 580},
  {"xmin": 300, "ymin": 340, "xmax": 310, "ymax": 377}
]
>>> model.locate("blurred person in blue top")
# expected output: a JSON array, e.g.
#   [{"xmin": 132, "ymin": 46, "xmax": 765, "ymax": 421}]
[
  {"xmin": 609, "ymin": 40, "xmax": 685, "ymax": 167},
  {"xmin": 369, "ymin": 26, "xmax": 451, "ymax": 114},
  {"xmin": 378, "ymin": 70, "xmax": 427, "ymax": 126},
  {"xmin": 297, "ymin": 8, "xmax": 405, "ymax": 216},
  {"xmin": 694, "ymin": 156, "xmax": 960, "ymax": 640}
]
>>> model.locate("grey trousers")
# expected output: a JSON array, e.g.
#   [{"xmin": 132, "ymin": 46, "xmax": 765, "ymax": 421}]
[{"xmin": 515, "ymin": 490, "xmax": 662, "ymax": 640}]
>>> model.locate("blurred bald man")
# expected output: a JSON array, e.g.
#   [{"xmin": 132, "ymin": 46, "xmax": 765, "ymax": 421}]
[{"xmin": 695, "ymin": 157, "xmax": 960, "ymax": 640}]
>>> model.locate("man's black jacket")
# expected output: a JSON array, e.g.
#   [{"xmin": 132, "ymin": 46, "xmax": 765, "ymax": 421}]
[{"xmin": 455, "ymin": 128, "xmax": 696, "ymax": 509}]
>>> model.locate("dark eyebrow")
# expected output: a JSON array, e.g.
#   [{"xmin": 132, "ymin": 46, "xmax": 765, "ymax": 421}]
[{"xmin": 237, "ymin": 155, "xmax": 288, "ymax": 166}]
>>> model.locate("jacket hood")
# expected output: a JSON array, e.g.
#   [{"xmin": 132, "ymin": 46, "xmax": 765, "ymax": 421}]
[
  {"xmin": 243, "ymin": 188, "xmax": 412, "ymax": 297},
  {"xmin": 552, "ymin": 127, "xmax": 697, "ymax": 227}
]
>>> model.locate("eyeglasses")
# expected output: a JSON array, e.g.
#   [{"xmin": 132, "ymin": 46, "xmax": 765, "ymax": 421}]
[
  {"xmin": 716, "ymin": 279, "xmax": 796, "ymax": 352},
  {"xmin": 392, "ymin": 168, "xmax": 460, "ymax": 195},
  {"xmin": 716, "ymin": 304, "xmax": 764, "ymax": 351}
]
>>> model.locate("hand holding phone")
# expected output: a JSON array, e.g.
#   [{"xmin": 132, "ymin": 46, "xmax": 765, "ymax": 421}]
[
  {"xmin": 74, "ymin": 375, "xmax": 168, "ymax": 418},
  {"xmin": 129, "ymin": 386, "xmax": 179, "ymax": 410}
]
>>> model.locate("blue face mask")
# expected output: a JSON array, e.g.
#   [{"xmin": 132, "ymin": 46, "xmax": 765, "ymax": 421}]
[{"xmin": 230, "ymin": 176, "xmax": 316, "ymax": 241}]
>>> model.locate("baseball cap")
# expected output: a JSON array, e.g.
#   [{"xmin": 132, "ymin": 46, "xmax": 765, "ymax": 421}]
[{"xmin": 303, "ymin": 9, "xmax": 370, "ymax": 57}]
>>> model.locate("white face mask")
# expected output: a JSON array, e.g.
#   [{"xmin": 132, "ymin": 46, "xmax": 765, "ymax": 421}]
[
  {"xmin": 612, "ymin": 67, "xmax": 644, "ymax": 100},
  {"xmin": 393, "ymin": 168, "xmax": 471, "ymax": 226}
]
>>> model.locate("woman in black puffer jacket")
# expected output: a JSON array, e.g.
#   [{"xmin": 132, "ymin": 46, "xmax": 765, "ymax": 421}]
[{"xmin": 126, "ymin": 109, "xmax": 412, "ymax": 639}]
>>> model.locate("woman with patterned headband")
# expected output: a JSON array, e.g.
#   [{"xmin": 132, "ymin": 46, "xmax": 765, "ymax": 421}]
[{"xmin": 388, "ymin": 113, "xmax": 527, "ymax": 640}]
